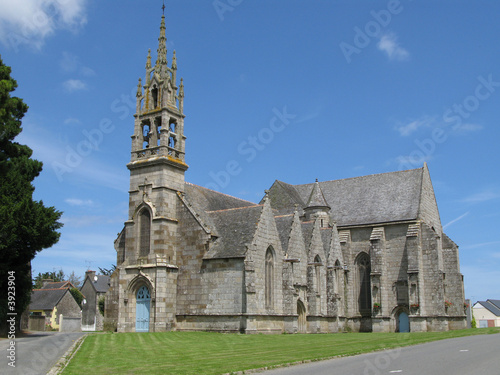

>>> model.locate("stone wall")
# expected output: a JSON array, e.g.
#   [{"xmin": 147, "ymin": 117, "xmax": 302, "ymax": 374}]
[
  {"xmin": 81, "ymin": 278, "xmax": 97, "ymax": 330},
  {"xmin": 104, "ymin": 269, "xmax": 120, "ymax": 331},
  {"xmin": 56, "ymin": 291, "xmax": 81, "ymax": 321}
]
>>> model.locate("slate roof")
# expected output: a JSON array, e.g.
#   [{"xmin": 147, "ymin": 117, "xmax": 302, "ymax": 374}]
[
  {"xmin": 88, "ymin": 275, "xmax": 111, "ymax": 293},
  {"xmin": 301, "ymin": 221, "xmax": 315, "ymax": 249},
  {"xmin": 41, "ymin": 281, "xmax": 74, "ymax": 290},
  {"xmin": 275, "ymin": 214, "xmax": 294, "ymax": 254},
  {"xmin": 204, "ymin": 205, "xmax": 263, "ymax": 259},
  {"xmin": 306, "ymin": 180, "xmax": 330, "ymax": 209},
  {"xmin": 269, "ymin": 168, "xmax": 424, "ymax": 227},
  {"xmin": 476, "ymin": 300, "xmax": 500, "ymax": 316},
  {"xmin": 320, "ymin": 228, "xmax": 332, "ymax": 254},
  {"xmin": 29, "ymin": 288, "xmax": 68, "ymax": 311},
  {"xmin": 185, "ymin": 183, "xmax": 255, "ymax": 212}
]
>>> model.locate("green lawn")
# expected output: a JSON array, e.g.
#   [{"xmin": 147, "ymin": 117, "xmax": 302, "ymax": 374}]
[{"xmin": 63, "ymin": 328, "xmax": 500, "ymax": 375}]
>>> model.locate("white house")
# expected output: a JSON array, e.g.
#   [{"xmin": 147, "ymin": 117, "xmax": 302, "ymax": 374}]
[{"xmin": 472, "ymin": 300, "xmax": 500, "ymax": 328}]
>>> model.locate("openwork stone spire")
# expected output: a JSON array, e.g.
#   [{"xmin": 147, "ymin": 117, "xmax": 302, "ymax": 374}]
[{"xmin": 156, "ymin": 15, "xmax": 168, "ymax": 72}]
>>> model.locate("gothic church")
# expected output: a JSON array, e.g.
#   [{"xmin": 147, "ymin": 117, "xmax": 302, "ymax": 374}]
[{"xmin": 104, "ymin": 14, "xmax": 466, "ymax": 333}]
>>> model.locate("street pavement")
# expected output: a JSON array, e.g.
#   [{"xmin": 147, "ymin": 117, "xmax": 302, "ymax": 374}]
[
  {"xmin": 261, "ymin": 333, "xmax": 500, "ymax": 375},
  {"xmin": 1, "ymin": 331, "xmax": 86, "ymax": 375}
]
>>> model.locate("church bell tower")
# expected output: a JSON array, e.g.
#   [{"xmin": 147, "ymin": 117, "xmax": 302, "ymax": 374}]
[
  {"xmin": 116, "ymin": 12, "xmax": 186, "ymax": 332},
  {"xmin": 125, "ymin": 13, "xmax": 187, "ymax": 269}
]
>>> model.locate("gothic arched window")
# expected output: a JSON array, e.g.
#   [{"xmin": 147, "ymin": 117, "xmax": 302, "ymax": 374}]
[
  {"xmin": 357, "ymin": 252, "xmax": 371, "ymax": 316},
  {"xmin": 265, "ymin": 247, "xmax": 274, "ymax": 310},
  {"xmin": 139, "ymin": 209, "xmax": 151, "ymax": 257}
]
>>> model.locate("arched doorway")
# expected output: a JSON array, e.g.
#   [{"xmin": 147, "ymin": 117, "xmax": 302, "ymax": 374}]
[
  {"xmin": 297, "ymin": 300, "xmax": 307, "ymax": 333},
  {"xmin": 136, "ymin": 285, "xmax": 151, "ymax": 332},
  {"xmin": 397, "ymin": 311, "xmax": 410, "ymax": 333}
]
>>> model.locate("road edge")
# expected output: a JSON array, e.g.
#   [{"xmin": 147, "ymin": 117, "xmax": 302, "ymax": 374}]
[{"xmin": 47, "ymin": 334, "xmax": 87, "ymax": 375}]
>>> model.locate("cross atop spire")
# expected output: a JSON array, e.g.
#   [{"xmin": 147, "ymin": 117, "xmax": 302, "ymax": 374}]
[{"xmin": 162, "ymin": 0, "xmax": 165, "ymax": 15}]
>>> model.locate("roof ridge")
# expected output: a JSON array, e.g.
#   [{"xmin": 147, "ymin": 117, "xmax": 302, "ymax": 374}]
[
  {"xmin": 274, "ymin": 214, "xmax": 294, "ymax": 218},
  {"xmin": 185, "ymin": 181, "xmax": 257, "ymax": 204},
  {"xmin": 294, "ymin": 167, "xmax": 424, "ymax": 187},
  {"xmin": 206, "ymin": 204, "xmax": 263, "ymax": 213}
]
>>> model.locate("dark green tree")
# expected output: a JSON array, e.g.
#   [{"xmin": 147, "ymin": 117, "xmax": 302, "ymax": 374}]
[
  {"xmin": 69, "ymin": 287, "xmax": 84, "ymax": 308},
  {"xmin": 32, "ymin": 269, "xmax": 65, "ymax": 289},
  {"xmin": 0, "ymin": 56, "xmax": 63, "ymax": 335},
  {"xmin": 98, "ymin": 265, "xmax": 116, "ymax": 276}
]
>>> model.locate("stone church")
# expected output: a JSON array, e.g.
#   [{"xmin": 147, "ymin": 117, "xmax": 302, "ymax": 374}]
[{"xmin": 104, "ymin": 14, "xmax": 466, "ymax": 334}]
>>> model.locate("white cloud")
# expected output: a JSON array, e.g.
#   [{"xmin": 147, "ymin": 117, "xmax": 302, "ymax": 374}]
[
  {"xmin": 64, "ymin": 198, "xmax": 95, "ymax": 207},
  {"xmin": 443, "ymin": 212, "xmax": 469, "ymax": 230},
  {"xmin": 377, "ymin": 33, "xmax": 410, "ymax": 61},
  {"xmin": 460, "ymin": 189, "xmax": 500, "ymax": 204},
  {"xmin": 453, "ymin": 123, "xmax": 483, "ymax": 134},
  {"xmin": 395, "ymin": 116, "xmax": 435, "ymax": 136},
  {"xmin": 394, "ymin": 153, "xmax": 431, "ymax": 167},
  {"xmin": 63, "ymin": 79, "xmax": 87, "ymax": 92},
  {"xmin": 60, "ymin": 51, "xmax": 95, "ymax": 76},
  {"xmin": 64, "ymin": 118, "xmax": 81, "ymax": 125},
  {"xmin": 0, "ymin": 0, "xmax": 87, "ymax": 50}
]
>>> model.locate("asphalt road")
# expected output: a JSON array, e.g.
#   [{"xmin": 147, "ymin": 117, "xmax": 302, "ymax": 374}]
[
  {"xmin": 261, "ymin": 334, "xmax": 500, "ymax": 375},
  {"xmin": 0, "ymin": 331, "xmax": 85, "ymax": 375}
]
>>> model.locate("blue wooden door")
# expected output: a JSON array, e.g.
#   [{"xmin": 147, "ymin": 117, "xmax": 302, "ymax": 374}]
[
  {"xmin": 398, "ymin": 311, "xmax": 410, "ymax": 332},
  {"xmin": 136, "ymin": 286, "xmax": 151, "ymax": 332}
]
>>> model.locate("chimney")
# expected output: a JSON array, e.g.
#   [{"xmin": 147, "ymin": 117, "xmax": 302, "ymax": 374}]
[
  {"xmin": 42, "ymin": 278, "xmax": 53, "ymax": 288},
  {"xmin": 86, "ymin": 270, "xmax": 96, "ymax": 281}
]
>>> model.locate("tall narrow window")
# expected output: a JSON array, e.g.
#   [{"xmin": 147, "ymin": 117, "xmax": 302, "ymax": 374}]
[
  {"xmin": 169, "ymin": 120, "xmax": 176, "ymax": 133},
  {"xmin": 314, "ymin": 255, "xmax": 322, "ymax": 294},
  {"xmin": 142, "ymin": 122, "xmax": 150, "ymax": 149},
  {"xmin": 334, "ymin": 260, "xmax": 341, "ymax": 294},
  {"xmin": 357, "ymin": 253, "xmax": 371, "ymax": 315},
  {"xmin": 265, "ymin": 247, "xmax": 274, "ymax": 310},
  {"xmin": 151, "ymin": 85, "xmax": 158, "ymax": 108},
  {"xmin": 139, "ymin": 209, "xmax": 151, "ymax": 257}
]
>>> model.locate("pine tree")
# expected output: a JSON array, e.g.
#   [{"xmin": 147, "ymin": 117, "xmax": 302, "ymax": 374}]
[{"xmin": 0, "ymin": 56, "xmax": 63, "ymax": 335}]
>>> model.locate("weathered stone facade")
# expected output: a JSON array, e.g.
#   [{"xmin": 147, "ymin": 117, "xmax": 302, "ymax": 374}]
[
  {"xmin": 80, "ymin": 271, "xmax": 110, "ymax": 331},
  {"xmin": 104, "ymin": 14, "xmax": 466, "ymax": 334}
]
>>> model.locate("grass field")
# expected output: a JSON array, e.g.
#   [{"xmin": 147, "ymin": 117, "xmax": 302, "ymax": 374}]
[{"xmin": 62, "ymin": 328, "xmax": 500, "ymax": 375}]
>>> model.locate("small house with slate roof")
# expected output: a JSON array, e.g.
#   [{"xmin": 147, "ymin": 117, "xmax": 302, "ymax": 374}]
[
  {"xmin": 28, "ymin": 283, "xmax": 81, "ymax": 330},
  {"xmin": 473, "ymin": 300, "xmax": 500, "ymax": 327},
  {"xmin": 104, "ymin": 14, "xmax": 466, "ymax": 334},
  {"xmin": 80, "ymin": 270, "xmax": 110, "ymax": 331}
]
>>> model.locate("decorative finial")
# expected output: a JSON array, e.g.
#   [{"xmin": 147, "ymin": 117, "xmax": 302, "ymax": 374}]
[
  {"xmin": 162, "ymin": 1, "xmax": 165, "ymax": 15},
  {"xmin": 146, "ymin": 49, "xmax": 151, "ymax": 70},
  {"xmin": 179, "ymin": 78, "xmax": 184, "ymax": 96},
  {"xmin": 315, "ymin": 178, "xmax": 318, "ymax": 182},
  {"xmin": 136, "ymin": 78, "xmax": 142, "ymax": 97},
  {"xmin": 172, "ymin": 50, "xmax": 177, "ymax": 70}
]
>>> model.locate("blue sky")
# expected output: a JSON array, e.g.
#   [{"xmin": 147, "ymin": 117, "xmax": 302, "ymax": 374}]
[{"xmin": 1, "ymin": 0, "xmax": 499, "ymax": 302}]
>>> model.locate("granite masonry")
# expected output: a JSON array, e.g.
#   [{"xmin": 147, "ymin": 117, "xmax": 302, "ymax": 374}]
[{"xmin": 104, "ymin": 14, "xmax": 466, "ymax": 334}]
